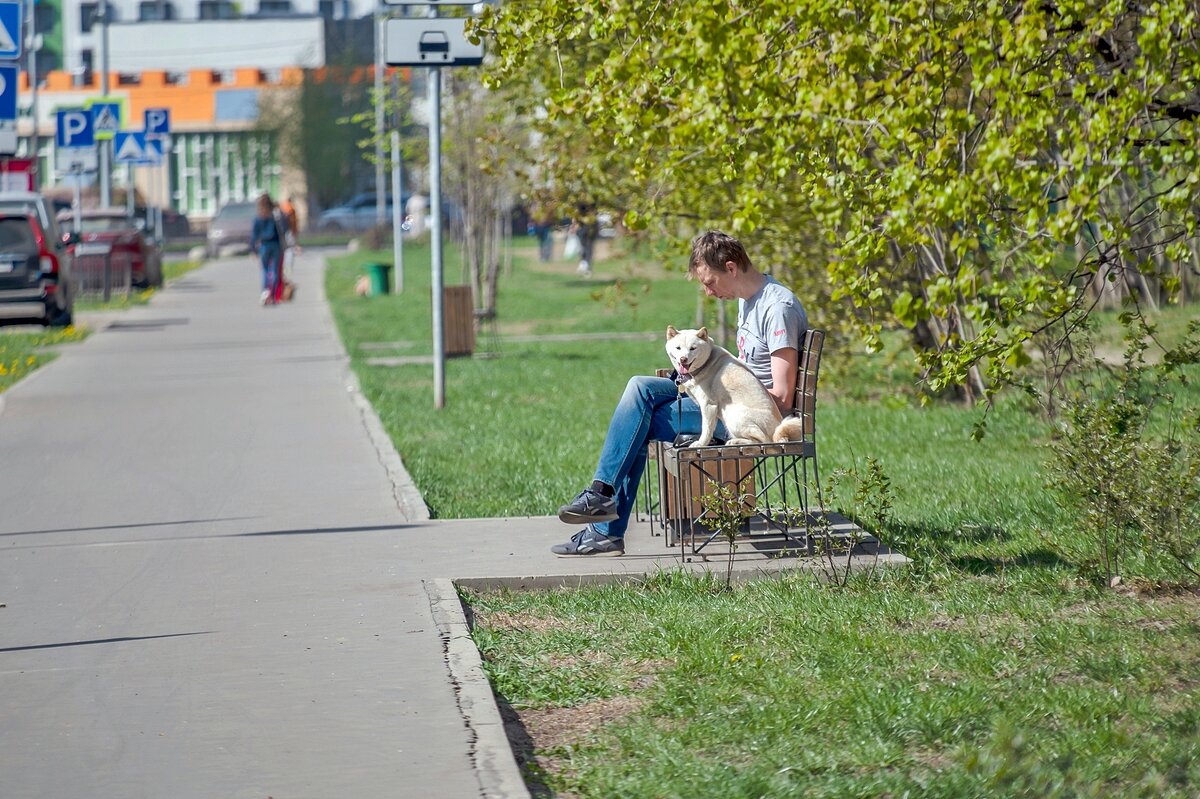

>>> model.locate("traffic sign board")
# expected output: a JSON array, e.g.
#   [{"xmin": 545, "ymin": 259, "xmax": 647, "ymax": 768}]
[
  {"xmin": 0, "ymin": 120, "xmax": 16, "ymax": 157},
  {"xmin": 55, "ymin": 146, "xmax": 98, "ymax": 175},
  {"xmin": 56, "ymin": 108, "xmax": 95, "ymax": 149},
  {"xmin": 87, "ymin": 97, "xmax": 123, "ymax": 140},
  {"xmin": 385, "ymin": 18, "xmax": 483, "ymax": 67},
  {"xmin": 114, "ymin": 131, "xmax": 163, "ymax": 164},
  {"xmin": 0, "ymin": 2, "xmax": 22, "ymax": 61},
  {"xmin": 0, "ymin": 64, "xmax": 17, "ymax": 122},
  {"xmin": 145, "ymin": 107, "xmax": 171, "ymax": 136}
]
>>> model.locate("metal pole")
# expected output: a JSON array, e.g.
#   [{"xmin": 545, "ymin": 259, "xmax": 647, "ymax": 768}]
[
  {"xmin": 126, "ymin": 163, "xmax": 135, "ymax": 217},
  {"xmin": 25, "ymin": 0, "xmax": 39, "ymax": 189},
  {"xmin": 429, "ymin": 65, "xmax": 444, "ymax": 409},
  {"xmin": 391, "ymin": 128, "xmax": 403, "ymax": 294},
  {"xmin": 72, "ymin": 168, "xmax": 81, "ymax": 231},
  {"xmin": 373, "ymin": 2, "xmax": 386, "ymax": 227},
  {"xmin": 99, "ymin": 0, "xmax": 111, "ymax": 207}
]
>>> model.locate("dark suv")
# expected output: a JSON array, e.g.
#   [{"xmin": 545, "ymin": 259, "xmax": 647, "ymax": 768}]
[{"xmin": 0, "ymin": 192, "xmax": 73, "ymax": 327}]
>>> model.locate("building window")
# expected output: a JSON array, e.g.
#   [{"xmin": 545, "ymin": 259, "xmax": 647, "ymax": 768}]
[
  {"xmin": 34, "ymin": 6, "xmax": 57, "ymax": 34},
  {"xmin": 139, "ymin": 1, "xmax": 177, "ymax": 20},
  {"xmin": 257, "ymin": 0, "xmax": 291, "ymax": 15},
  {"xmin": 80, "ymin": 2, "xmax": 99, "ymax": 32},
  {"xmin": 198, "ymin": 0, "xmax": 237, "ymax": 20},
  {"xmin": 318, "ymin": 0, "xmax": 349, "ymax": 19}
]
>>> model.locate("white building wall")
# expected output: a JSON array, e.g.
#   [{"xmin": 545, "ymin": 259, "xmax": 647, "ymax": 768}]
[
  {"xmin": 60, "ymin": 0, "xmax": 376, "ymax": 75},
  {"xmin": 109, "ymin": 19, "xmax": 327, "ymax": 72}
]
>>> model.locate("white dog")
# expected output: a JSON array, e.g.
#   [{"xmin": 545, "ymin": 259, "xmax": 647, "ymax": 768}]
[{"xmin": 665, "ymin": 326, "xmax": 804, "ymax": 447}]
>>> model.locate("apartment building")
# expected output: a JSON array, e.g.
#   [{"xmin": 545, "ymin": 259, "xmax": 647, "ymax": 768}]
[{"xmin": 18, "ymin": 1, "xmax": 387, "ymax": 220}]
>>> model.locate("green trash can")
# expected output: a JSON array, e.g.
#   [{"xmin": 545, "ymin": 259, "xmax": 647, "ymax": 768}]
[{"xmin": 366, "ymin": 262, "xmax": 391, "ymax": 295}]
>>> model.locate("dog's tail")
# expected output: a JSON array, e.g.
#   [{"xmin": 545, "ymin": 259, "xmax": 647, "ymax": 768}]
[{"xmin": 772, "ymin": 416, "xmax": 805, "ymax": 442}]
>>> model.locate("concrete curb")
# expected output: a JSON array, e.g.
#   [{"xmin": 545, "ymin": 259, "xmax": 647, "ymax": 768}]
[{"xmin": 425, "ymin": 579, "xmax": 531, "ymax": 799}]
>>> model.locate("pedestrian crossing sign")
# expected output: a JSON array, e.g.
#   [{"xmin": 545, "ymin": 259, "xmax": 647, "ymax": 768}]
[
  {"xmin": 0, "ymin": 2, "xmax": 22, "ymax": 61},
  {"xmin": 114, "ymin": 130, "xmax": 162, "ymax": 165},
  {"xmin": 85, "ymin": 97, "xmax": 124, "ymax": 141}
]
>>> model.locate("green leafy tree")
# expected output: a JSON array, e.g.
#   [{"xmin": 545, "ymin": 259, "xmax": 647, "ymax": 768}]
[
  {"xmin": 259, "ymin": 65, "xmax": 381, "ymax": 214},
  {"xmin": 475, "ymin": 0, "xmax": 1200, "ymax": 405}
]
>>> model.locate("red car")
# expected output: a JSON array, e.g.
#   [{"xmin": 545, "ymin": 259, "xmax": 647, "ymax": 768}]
[{"xmin": 58, "ymin": 208, "xmax": 164, "ymax": 289}]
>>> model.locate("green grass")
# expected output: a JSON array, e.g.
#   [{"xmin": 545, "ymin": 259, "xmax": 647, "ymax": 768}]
[
  {"xmin": 467, "ymin": 572, "xmax": 1200, "ymax": 798},
  {"xmin": 325, "ymin": 236, "xmax": 1200, "ymax": 797},
  {"xmin": 0, "ymin": 325, "xmax": 88, "ymax": 392},
  {"xmin": 326, "ymin": 237, "xmax": 711, "ymax": 517}
]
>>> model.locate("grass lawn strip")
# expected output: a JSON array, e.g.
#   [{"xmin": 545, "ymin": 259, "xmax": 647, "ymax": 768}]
[
  {"xmin": 467, "ymin": 573, "xmax": 1200, "ymax": 798},
  {"xmin": 0, "ymin": 326, "xmax": 88, "ymax": 393}
]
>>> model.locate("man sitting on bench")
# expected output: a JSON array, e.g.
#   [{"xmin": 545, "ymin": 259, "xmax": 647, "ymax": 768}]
[{"xmin": 551, "ymin": 230, "xmax": 809, "ymax": 556}]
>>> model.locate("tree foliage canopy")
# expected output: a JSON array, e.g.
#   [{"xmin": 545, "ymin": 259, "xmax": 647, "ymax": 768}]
[{"xmin": 475, "ymin": 0, "xmax": 1200, "ymax": 403}]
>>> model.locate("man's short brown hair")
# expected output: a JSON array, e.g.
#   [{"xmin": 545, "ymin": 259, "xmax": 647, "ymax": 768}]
[{"xmin": 688, "ymin": 230, "xmax": 753, "ymax": 277}]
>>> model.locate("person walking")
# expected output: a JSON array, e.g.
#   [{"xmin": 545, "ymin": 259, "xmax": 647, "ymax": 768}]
[
  {"xmin": 570, "ymin": 204, "xmax": 600, "ymax": 276},
  {"xmin": 551, "ymin": 230, "xmax": 808, "ymax": 556},
  {"xmin": 276, "ymin": 196, "xmax": 300, "ymax": 301},
  {"xmin": 250, "ymin": 193, "xmax": 286, "ymax": 306}
]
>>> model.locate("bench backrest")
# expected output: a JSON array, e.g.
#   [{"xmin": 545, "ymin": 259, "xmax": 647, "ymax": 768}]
[{"xmin": 791, "ymin": 328, "xmax": 825, "ymax": 440}]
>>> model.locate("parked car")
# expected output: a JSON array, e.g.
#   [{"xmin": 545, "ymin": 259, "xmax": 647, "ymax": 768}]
[
  {"xmin": 135, "ymin": 205, "xmax": 192, "ymax": 239},
  {"xmin": 206, "ymin": 201, "xmax": 258, "ymax": 257},
  {"xmin": 0, "ymin": 192, "xmax": 73, "ymax": 327},
  {"xmin": 316, "ymin": 193, "xmax": 407, "ymax": 233},
  {"xmin": 58, "ymin": 208, "xmax": 164, "ymax": 289}
]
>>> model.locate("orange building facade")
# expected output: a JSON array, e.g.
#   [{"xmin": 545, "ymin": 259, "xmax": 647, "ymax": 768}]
[{"xmin": 18, "ymin": 67, "xmax": 308, "ymax": 221}]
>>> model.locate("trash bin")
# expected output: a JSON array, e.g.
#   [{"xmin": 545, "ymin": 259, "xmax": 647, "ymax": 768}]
[{"xmin": 366, "ymin": 262, "xmax": 391, "ymax": 295}]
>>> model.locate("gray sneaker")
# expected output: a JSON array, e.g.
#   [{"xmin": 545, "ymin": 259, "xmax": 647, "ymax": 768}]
[
  {"xmin": 551, "ymin": 526, "xmax": 625, "ymax": 557},
  {"xmin": 558, "ymin": 488, "xmax": 619, "ymax": 525}
]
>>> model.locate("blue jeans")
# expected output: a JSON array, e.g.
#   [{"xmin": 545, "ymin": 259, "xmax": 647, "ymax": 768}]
[
  {"xmin": 259, "ymin": 244, "xmax": 282, "ymax": 293},
  {"xmin": 591, "ymin": 376, "xmax": 728, "ymax": 538}
]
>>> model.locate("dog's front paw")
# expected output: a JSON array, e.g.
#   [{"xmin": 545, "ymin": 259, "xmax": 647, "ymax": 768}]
[{"xmin": 689, "ymin": 438, "xmax": 711, "ymax": 448}]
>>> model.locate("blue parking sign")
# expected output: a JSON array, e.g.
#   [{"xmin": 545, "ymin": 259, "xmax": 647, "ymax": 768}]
[
  {"xmin": 0, "ymin": 65, "xmax": 17, "ymax": 122},
  {"xmin": 56, "ymin": 108, "xmax": 95, "ymax": 149},
  {"xmin": 145, "ymin": 108, "xmax": 171, "ymax": 136},
  {"xmin": 0, "ymin": 2, "xmax": 22, "ymax": 61}
]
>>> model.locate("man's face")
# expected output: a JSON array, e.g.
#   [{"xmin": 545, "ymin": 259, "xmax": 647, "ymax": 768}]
[{"xmin": 693, "ymin": 261, "xmax": 736, "ymax": 300}]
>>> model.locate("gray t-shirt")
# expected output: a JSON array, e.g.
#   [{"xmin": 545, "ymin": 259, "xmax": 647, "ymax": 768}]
[{"xmin": 736, "ymin": 275, "xmax": 807, "ymax": 388}]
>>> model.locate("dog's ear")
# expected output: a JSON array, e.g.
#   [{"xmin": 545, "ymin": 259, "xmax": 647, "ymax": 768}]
[
  {"xmin": 666, "ymin": 325, "xmax": 678, "ymax": 339},
  {"xmin": 697, "ymin": 326, "xmax": 709, "ymax": 340}
]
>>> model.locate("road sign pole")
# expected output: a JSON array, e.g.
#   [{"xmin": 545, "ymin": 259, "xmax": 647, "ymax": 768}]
[
  {"xmin": 126, "ymin": 162, "xmax": 135, "ymax": 216},
  {"xmin": 391, "ymin": 128, "xmax": 403, "ymax": 294},
  {"xmin": 72, "ymin": 167, "xmax": 81, "ymax": 231},
  {"xmin": 374, "ymin": 2, "xmax": 386, "ymax": 227},
  {"xmin": 430, "ymin": 63, "xmax": 444, "ymax": 409},
  {"xmin": 98, "ymin": 0, "xmax": 111, "ymax": 207}
]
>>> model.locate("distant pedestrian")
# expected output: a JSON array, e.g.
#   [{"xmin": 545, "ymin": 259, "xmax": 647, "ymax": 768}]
[
  {"xmin": 570, "ymin": 204, "xmax": 599, "ymax": 276},
  {"xmin": 529, "ymin": 198, "xmax": 555, "ymax": 262},
  {"xmin": 250, "ymin": 193, "xmax": 286, "ymax": 306},
  {"xmin": 279, "ymin": 195, "xmax": 301, "ymax": 278}
]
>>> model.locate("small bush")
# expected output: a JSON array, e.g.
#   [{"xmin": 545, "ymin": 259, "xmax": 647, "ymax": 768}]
[{"xmin": 1045, "ymin": 316, "xmax": 1200, "ymax": 584}]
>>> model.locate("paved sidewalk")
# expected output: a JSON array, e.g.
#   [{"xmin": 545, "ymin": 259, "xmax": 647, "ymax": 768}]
[{"xmin": 0, "ymin": 252, "xmax": 891, "ymax": 798}]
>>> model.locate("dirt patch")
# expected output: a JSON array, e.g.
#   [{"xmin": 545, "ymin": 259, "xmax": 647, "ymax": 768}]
[
  {"xmin": 499, "ymin": 658, "xmax": 669, "ymax": 795},
  {"xmin": 475, "ymin": 609, "xmax": 572, "ymax": 635},
  {"xmin": 521, "ymin": 693, "xmax": 648, "ymax": 753}
]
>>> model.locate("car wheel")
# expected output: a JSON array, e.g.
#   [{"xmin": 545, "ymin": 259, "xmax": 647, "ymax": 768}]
[{"xmin": 47, "ymin": 300, "xmax": 73, "ymax": 328}]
